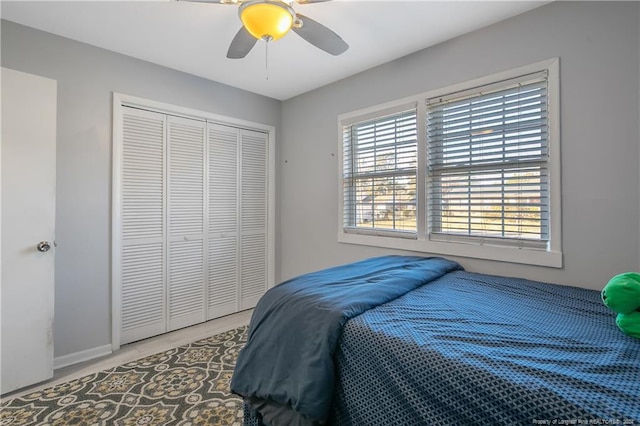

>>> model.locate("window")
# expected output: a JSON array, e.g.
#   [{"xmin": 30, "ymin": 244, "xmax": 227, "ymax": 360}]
[
  {"xmin": 427, "ymin": 71, "xmax": 549, "ymax": 249},
  {"xmin": 342, "ymin": 108, "xmax": 418, "ymax": 237},
  {"xmin": 339, "ymin": 59, "xmax": 561, "ymax": 267}
]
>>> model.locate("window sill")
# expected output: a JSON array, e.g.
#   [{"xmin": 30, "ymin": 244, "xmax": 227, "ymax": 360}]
[{"xmin": 338, "ymin": 232, "xmax": 562, "ymax": 268}]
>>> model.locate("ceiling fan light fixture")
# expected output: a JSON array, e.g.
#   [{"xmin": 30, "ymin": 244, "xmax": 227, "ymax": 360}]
[{"xmin": 240, "ymin": 1, "xmax": 294, "ymax": 41}]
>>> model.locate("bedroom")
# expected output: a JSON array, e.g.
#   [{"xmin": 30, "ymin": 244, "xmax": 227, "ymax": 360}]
[{"xmin": 1, "ymin": 0, "xmax": 639, "ymax": 424}]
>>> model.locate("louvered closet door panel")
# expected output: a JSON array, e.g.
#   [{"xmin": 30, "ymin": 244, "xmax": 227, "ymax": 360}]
[
  {"xmin": 168, "ymin": 240, "xmax": 204, "ymax": 329},
  {"xmin": 208, "ymin": 237, "xmax": 237, "ymax": 317},
  {"xmin": 240, "ymin": 129, "xmax": 268, "ymax": 310},
  {"xmin": 207, "ymin": 123, "xmax": 239, "ymax": 319},
  {"xmin": 120, "ymin": 108, "xmax": 166, "ymax": 344},
  {"xmin": 167, "ymin": 116, "xmax": 206, "ymax": 331}
]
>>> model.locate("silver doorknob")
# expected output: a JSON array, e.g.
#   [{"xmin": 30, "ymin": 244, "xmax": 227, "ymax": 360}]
[{"xmin": 37, "ymin": 241, "xmax": 52, "ymax": 252}]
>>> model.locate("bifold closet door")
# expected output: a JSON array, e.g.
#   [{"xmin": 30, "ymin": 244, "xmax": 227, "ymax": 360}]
[
  {"xmin": 167, "ymin": 116, "xmax": 206, "ymax": 331},
  {"xmin": 207, "ymin": 123, "xmax": 239, "ymax": 319},
  {"xmin": 118, "ymin": 107, "xmax": 269, "ymax": 344},
  {"xmin": 120, "ymin": 111, "xmax": 207, "ymax": 342},
  {"xmin": 120, "ymin": 107, "xmax": 167, "ymax": 345},
  {"xmin": 207, "ymin": 125, "xmax": 268, "ymax": 316},
  {"xmin": 239, "ymin": 129, "xmax": 268, "ymax": 310}
]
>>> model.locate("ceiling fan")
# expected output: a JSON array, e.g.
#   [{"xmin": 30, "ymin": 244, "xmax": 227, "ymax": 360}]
[{"xmin": 182, "ymin": 0, "xmax": 349, "ymax": 59}]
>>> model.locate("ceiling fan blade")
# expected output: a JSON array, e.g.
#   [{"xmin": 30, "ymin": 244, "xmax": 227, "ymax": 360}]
[
  {"xmin": 292, "ymin": 14, "xmax": 348, "ymax": 56},
  {"xmin": 227, "ymin": 26, "xmax": 258, "ymax": 59},
  {"xmin": 295, "ymin": 0, "xmax": 333, "ymax": 3}
]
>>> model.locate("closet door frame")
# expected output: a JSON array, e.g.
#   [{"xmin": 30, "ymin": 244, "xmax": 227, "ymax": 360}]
[{"xmin": 112, "ymin": 93, "xmax": 275, "ymax": 351}]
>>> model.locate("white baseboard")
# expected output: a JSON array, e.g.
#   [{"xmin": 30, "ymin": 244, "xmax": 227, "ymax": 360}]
[{"xmin": 54, "ymin": 344, "xmax": 112, "ymax": 370}]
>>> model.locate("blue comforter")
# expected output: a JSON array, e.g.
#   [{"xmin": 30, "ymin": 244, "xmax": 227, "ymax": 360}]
[
  {"xmin": 331, "ymin": 271, "xmax": 640, "ymax": 424},
  {"xmin": 230, "ymin": 255, "xmax": 462, "ymax": 425}
]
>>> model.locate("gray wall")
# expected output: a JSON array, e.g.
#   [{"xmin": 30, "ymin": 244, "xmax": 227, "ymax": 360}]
[
  {"xmin": 1, "ymin": 20, "xmax": 282, "ymax": 358},
  {"xmin": 278, "ymin": 1, "xmax": 640, "ymax": 290},
  {"xmin": 1, "ymin": 0, "xmax": 639, "ymax": 360}
]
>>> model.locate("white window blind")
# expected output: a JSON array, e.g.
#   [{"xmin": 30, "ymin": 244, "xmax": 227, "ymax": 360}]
[
  {"xmin": 427, "ymin": 71, "xmax": 549, "ymax": 248},
  {"xmin": 343, "ymin": 109, "xmax": 417, "ymax": 237}
]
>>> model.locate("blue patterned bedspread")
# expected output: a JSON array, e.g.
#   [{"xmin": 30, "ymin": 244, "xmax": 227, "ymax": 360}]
[
  {"xmin": 331, "ymin": 270, "xmax": 640, "ymax": 425},
  {"xmin": 230, "ymin": 255, "xmax": 462, "ymax": 425}
]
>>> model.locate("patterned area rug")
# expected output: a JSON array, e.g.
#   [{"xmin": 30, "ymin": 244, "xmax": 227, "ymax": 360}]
[{"xmin": 0, "ymin": 326, "xmax": 248, "ymax": 426}]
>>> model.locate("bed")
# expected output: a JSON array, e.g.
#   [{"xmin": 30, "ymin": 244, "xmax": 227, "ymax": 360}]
[{"xmin": 230, "ymin": 256, "xmax": 640, "ymax": 425}]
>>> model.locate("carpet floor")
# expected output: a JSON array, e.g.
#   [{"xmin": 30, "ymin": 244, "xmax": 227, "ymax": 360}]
[{"xmin": 0, "ymin": 326, "xmax": 248, "ymax": 426}]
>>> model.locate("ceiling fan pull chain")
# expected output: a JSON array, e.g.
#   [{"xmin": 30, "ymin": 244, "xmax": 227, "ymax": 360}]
[{"xmin": 265, "ymin": 39, "xmax": 269, "ymax": 80}]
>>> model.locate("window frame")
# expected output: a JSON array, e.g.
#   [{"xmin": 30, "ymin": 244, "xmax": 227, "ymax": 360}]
[
  {"xmin": 338, "ymin": 58, "xmax": 562, "ymax": 268},
  {"xmin": 426, "ymin": 71, "xmax": 550, "ymax": 248},
  {"xmin": 342, "ymin": 104, "xmax": 419, "ymax": 238}
]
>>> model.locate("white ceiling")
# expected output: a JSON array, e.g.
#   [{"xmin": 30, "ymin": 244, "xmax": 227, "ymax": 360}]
[{"xmin": 1, "ymin": 0, "xmax": 549, "ymax": 100}]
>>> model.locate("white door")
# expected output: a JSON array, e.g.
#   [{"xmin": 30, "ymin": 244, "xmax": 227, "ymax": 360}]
[
  {"xmin": 167, "ymin": 115, "xmax": 206, "ymax": 331},
  {"xmin": 239, "ymin": 129, "xmax": 268, "ymax": 310},
  {"xmin": 118, "ymin": 107, "xmax": 167, "ymax": 346},
  {"xmin": 114, "ymin": 98, "xmax": 272, "ymax": 347},
  {"xmin": 207, "ymin": 123, "xmax": 239, "ymax": 319},
  {"xmin": 1, "ymin": 68, "xmax": 57, "ymax": 394}
]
